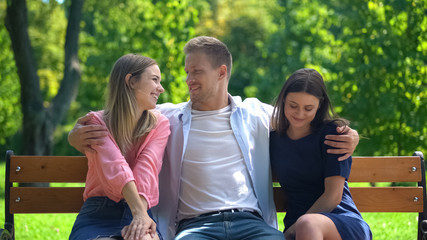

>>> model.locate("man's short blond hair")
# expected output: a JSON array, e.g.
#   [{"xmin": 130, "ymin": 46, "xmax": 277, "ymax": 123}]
[{"xmin": 184, "ymin": 36, "xmax": 232, "ymax": 80}]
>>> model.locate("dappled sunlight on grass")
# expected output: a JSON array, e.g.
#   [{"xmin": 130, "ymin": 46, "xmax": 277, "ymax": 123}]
[
  {"xmin": 13, "ymin": 213, "xmax": 77, "ymax": 239},
  {"xmin": 362, "ymin": 212, "xmax": 417, "ymax": 239}
]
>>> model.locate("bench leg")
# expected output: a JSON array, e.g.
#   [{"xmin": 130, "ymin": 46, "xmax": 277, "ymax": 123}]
[
  {"xmin": 421, "ymin": 220, "xmax": 427, "ymax": 240},
  {"xmin": 0, "ymin": 228, "xmax": 12, "ymax": 240}
]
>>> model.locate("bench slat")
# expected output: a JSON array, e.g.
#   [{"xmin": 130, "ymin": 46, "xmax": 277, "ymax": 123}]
[
  {"xmin": 349, "ymin": 156, "xmax": 422, "ymax": 182},
  {"xmin": 9, "ymin": 187, "xmax": 84, "ymax": 213},
  {"xmin": 350, "ymin": 187, "xmax": 424, "ymax": 212},
  {"xmin": 274, "ymin": 187, "xmax": 424, "ymax": 212},
  {"xmin": 10, "ymin": 156, "xmax": 87, "ymax": 183},
  {"xmin": 272, "ymin": 156, "xmax": 422, "ymax": 183}
]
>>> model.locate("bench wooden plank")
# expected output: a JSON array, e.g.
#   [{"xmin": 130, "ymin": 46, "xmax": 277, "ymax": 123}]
[
  {"xmin": 274, "ymin": 187, "xmax": 424, "ymax": 212},
  {"xmin": 9, "ymin": 156, "xmax": 87, "ymax": 183},
  {"xmin": 349, "ymin": 156, "xmax": 422, "ymax": 182},
  {"xmin": 9, "ymin": 187, "xmax": 85, "ymax": 213},
  {"xmin": 350, "ymin": 187, "xmax": 424, "ymax": 212},
  {"xmin": 272, "ymin": 156, "xmax": 422, "ymax": 183}
]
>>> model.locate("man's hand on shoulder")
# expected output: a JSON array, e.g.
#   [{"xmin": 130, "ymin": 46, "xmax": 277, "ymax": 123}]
[
  {"xmin": 324, "ymin": 126, "xmax": 359, "ymax": 161},
  {"xmin": 68, "ymin": 114, "xmax": 108, "ymax": 154}
]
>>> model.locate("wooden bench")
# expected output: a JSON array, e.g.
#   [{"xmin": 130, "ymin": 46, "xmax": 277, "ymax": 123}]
[
  {"xmin": 1, "ymin": 150, "xmax": 426, "ymax": 239},
  {"xmin": 273, "ymin": 151, "xmax": 427, "ymax": 240},
  {"xmin": 1, "ymin": 150, "xmax": 87, "ymax": 240}
]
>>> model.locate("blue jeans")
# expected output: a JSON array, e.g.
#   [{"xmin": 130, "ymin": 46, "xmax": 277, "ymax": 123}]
[
  {"xmin": 175, "ymin": 211, "xmax": 284, "ymax": 240},
  {"xmin": 69, "ymin": 197, "xmax": 162, "ymax": 240}
]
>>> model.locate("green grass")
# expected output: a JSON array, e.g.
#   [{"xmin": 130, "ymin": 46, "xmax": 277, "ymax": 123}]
[
  {"xmin": 7, "ymin": 213, "xmax": 77, "ymax": 239},
  {"xmin": 0, "ymin": 162, "xmax": 419, "ymax": 239}
]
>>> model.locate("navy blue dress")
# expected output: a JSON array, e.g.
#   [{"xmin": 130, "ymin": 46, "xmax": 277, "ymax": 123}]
[{"xmin": 270, "ymin": 123, "xmax": 372, "ymax": 239}]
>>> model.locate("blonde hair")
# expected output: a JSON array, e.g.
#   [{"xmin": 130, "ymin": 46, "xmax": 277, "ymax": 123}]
[{"xmin": 103, "ymin": 54, "xmax": 158, "ymax": 154}]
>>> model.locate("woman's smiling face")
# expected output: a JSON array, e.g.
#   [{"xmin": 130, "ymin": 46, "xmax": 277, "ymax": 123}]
[
  {"xmin": 132, "ymin": 64, "xmax": 164, "ymax": 111},
  {"xmin": 284, "ymin": 92, "xmax": 320, "ymax": 131}
]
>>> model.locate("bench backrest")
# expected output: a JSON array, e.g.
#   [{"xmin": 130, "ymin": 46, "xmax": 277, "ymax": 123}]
[
  {"xmin": 4, "ymin": 150, "xmax": 426, "ymax": 240},
  {"xmin": 6, "ymin": 151, "xmax": 425, "ymax": 215},
  {"xmin": 5, "ymin": 151, "xmax": 87, "ymax": 214},
  {"xmin": 273, "ymin": 154, "xmax": 427, "ymax": 213}
]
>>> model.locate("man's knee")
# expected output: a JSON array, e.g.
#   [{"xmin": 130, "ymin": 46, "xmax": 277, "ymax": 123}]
[
  {"xmin": 250, "ymin": 223, "xmax": 284, "ymax": 239},
  {"xmin": 174, "ymin": 231, "xmax": 209, "ymax": 240}
]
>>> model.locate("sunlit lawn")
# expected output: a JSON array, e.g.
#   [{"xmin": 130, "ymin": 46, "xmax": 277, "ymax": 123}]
[{"xmin": 0, "ymin": 162, "xmax": 419, "ymax": 239}]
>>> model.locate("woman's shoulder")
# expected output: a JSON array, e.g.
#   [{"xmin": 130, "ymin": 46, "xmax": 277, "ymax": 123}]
[
  {"xmin": 85, "ymin": 110, "xmax": 105, "ymax": 125},
  {"xmin": 310, "ymin": 122, "xmax": 338, "ymax": 141},
  {"xmin": 151, "ymin": 110, "xmax": 170, "ymax": 129},
  {"xmin": 151, "ymin": 110, "xmax": 168, "ymax": 121},
  {"xmin": 322, "ymin": 122, "xmax": 339, "ymax": 134}
]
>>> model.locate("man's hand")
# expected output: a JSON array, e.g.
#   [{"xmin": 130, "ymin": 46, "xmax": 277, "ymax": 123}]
[
  {"xmin": 68, "ymin": 114, "xmax": 108, "ymax": 153},
  {"xmin": 324, "ymin": 126, "xmax": 359, "ymax": 161}
]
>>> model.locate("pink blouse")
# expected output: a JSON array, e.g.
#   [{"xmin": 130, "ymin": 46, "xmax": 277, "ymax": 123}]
[{"xmin": 83, "ymin": 110, "xmax": 170, "ymax": 209}]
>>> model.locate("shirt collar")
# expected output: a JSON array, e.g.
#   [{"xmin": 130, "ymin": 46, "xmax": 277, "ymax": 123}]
[{"xmin": 179, "ymin": 93, "xmax": 243, "ymax": 120}]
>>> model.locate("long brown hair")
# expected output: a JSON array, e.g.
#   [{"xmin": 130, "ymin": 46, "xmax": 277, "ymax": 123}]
[
  {"xmin": 271, "ymin": 68, "xmax": 349, "ymax": 135},
  {"xmin": 103, "ymin": 54, "xmax": 158, "ymax": 153}
]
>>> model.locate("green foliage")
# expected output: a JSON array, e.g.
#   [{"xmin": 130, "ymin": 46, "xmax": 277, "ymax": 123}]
[
  {"xmin": 196, "ymin": 0, "xmax": 426, "ymax": 156},
  {"xmin": 55, "ymin": 0, "xmax": 202, "ymax": 155},
  {"xmin": 0, "ymin": 0, "xmax": 425, "ymax": 157},
  {"xmin": 27, "ymin": 0, "xmax": 66, "ymax": 103},
  {"xmin": 250, "ymin": 0, "xmax": 426, "ymax": 156},
  {"xmin": 196, "ymin": 0, "xmax": 279, "ymax": 99},
  {"xmin": 0, "ymin": 1, "xmax": 21, "ymax": 145},
  {"xmin": 76, "ymin": 0, "xmax": 199, "ymax": 112},
  {"xmin": 317, "ymin": 0, "xmax": 427, "ymax": 156}
]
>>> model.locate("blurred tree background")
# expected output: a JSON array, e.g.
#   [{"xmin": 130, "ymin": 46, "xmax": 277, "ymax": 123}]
[{"xmin": 0, "ymin": 0, "xmax": 426, "ymax": 158}]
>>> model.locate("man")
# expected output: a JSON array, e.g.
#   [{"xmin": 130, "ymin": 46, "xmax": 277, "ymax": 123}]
[{"xmin": 69, "ymin": 36, "xmax": 359, "ymax": 240}]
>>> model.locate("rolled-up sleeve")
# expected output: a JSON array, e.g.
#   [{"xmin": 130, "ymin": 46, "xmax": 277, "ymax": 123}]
[
  {"xmin": 133, "ymin": 114, "xmax": 170, "ymax": 209},
  {"xmin": 85, "ymin": 112, "xmax": 135, "ymax": 202}
]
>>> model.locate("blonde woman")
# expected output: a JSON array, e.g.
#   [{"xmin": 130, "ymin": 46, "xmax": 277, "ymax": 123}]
[{"xmin": 69, "ymin": 54, "xmax": 170, "ymax": 240}]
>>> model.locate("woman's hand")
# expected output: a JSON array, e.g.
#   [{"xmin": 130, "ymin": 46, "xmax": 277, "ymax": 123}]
[
  {"xmin": 121, "ymin": 182, "xmax": 156, "ymax": 240},
  {"xmin": 121, "ymin": 212, "xmax": 156, "ymax": 240}
]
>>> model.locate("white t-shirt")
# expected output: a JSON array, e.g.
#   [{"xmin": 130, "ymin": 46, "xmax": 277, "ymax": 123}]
[{"xmin": 177, "ymin": 105, "xmax": 260, "ymax": 221}]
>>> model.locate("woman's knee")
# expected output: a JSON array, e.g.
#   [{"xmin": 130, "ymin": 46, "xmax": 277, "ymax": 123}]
[
  {"xmin": 294, "ymin": 214, "xmax": 341, "ymax": 240},
  {"xmin": 295, "ymin": 214, "xmax": 318, "ymax": 230}
]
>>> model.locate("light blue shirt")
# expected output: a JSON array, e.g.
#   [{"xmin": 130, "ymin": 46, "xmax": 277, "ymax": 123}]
[{"xmin": 152, "ymin": 95, "xmax": 278, "ymax": 240}]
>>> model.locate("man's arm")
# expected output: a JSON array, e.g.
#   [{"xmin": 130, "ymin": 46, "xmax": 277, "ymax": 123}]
[
  {"xmin": 68, "ymin": 114, "xmax": 108, "ymax": 153},
  {"xmin": 325, "ymin": 126, "xmax": 359, "ymax": 161}
]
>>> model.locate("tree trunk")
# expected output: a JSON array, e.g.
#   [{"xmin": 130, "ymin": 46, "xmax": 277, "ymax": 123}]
[
  {"xmin": 5, "ymin": 0, "xmax": 84, "ymax": 186},
  {"xmin": 5, "ymin": 0, "xmax": 84, "ymax": 155}
]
